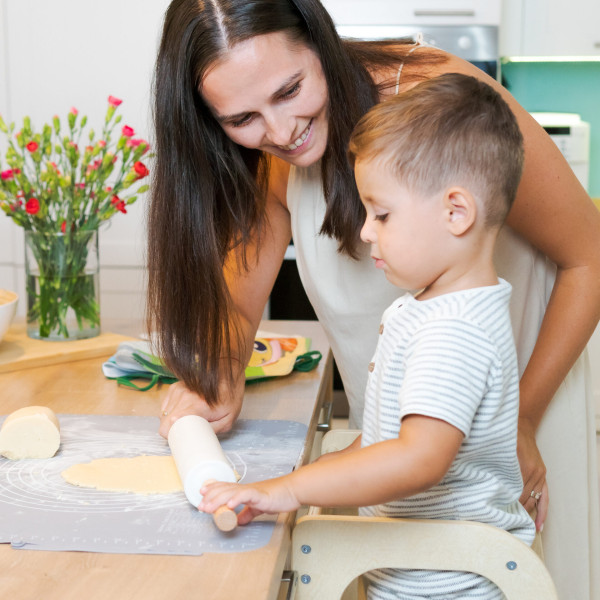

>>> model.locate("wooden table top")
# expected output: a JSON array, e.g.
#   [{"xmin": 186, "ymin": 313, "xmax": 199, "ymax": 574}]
[{"xmin": 0, "ymin": 319, "xmax": 333, "ymax": 600}]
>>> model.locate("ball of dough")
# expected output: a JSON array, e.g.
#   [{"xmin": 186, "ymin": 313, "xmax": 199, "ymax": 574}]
[{"xmin": 0, "ymin": 406, "xmax": 61, "ymax": 460}]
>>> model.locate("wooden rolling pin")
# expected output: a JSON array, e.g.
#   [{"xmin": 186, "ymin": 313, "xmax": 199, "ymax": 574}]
[{"xmin": 168, "ymin": 415, "xmax": 238, "ymax": 532}]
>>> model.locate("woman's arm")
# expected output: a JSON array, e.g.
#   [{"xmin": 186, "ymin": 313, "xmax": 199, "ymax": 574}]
[
  {"xmin": 406, "ymin": 52, "xmax": 600, "ymax": 527},
  {"xmin": 199, "ymin": 416, "xmax": 463, "ymax": 523},
  {"xmin": 502, "ymin": 98, "xmax": 600, "ymax": 429},
  {"xmin": 499, "ymin": 100, "xmax": 600, "ymax": 525},
  {"xmin": 159, "ymin": 158, "xmax": 292, "ymax": 436}
]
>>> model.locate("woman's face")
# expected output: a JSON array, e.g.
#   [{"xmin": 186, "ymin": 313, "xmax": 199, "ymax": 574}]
[{"xmin": 201, "ymin": 32, "xmax": 329, "ymax": 167}]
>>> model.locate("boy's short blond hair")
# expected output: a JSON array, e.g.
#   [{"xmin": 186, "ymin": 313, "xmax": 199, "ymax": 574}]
[{"xmin": 348, "ymin": 73, "xmax": 524, "ymax": 227}]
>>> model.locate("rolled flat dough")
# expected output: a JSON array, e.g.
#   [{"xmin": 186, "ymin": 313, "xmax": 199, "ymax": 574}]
[
  {"xmin": 0, "ymin": 406, "xmax": 61, "ymax": 460},
  {"xmin": 61, "ymin": 455, "xmax": 183, "ymax": 495},
  {"xmin": 61, "ymin": 455, "xmax": 241, "ymax": 495}
]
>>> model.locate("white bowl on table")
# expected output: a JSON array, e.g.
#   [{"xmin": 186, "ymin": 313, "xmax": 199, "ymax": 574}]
[{"xmin": 0, "ymin": 290, "xmax": 18, "ymax": 344}]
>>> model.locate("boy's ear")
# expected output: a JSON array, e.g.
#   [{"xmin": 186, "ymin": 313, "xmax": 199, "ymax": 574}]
[{"xmin": 443, "ymin": 187, "xmax": 477, "ymax": 236}]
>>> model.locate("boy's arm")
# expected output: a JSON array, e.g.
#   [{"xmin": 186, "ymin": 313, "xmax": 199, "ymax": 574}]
[
  {"xmin": 314, "ymin": 433, "xmax": 363, "ymax": 463},
  {"xmin": 199, "ymin": 416, "xmax": 463, "ymax": 523}
]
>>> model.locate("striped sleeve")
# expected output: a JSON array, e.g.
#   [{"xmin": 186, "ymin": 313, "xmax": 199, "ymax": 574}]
[{"xmin": 399, "ymin": 318, "xmax": 496, "ymax": 436}]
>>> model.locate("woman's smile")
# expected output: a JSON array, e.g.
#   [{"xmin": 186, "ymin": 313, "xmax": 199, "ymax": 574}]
[{"xmin": 278, "ymin": 119, "xmax": 313, "ymax": 153}]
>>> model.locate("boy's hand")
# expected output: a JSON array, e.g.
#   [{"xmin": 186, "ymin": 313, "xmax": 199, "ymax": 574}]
[{"xmin": 198, "ymin": 478, "xmax": 300, "ymax": 525}]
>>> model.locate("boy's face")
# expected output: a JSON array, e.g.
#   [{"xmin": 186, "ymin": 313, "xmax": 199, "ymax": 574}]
[{"xmin": 356, "ymin": 158, "xmax": 448, "ymax": 292}]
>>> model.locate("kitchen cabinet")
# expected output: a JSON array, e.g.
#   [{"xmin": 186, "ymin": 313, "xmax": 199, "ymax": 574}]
[
  {"xmin": 500, "ymin": 0, "xmax": 600, "ymax": 57},
  {"xmin": 321, "ymin": 0, "xmax": 500, "ymax": 26}
]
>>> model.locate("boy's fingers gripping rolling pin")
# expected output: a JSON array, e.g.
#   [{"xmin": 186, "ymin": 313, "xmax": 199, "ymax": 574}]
[{"xmin": 167, "ymin": 415, "xmax": 238, "ymax": 532}]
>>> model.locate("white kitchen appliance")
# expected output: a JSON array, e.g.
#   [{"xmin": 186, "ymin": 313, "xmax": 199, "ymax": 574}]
[{"xmin": 530, "ymin": 112, "xmax": 591, "ymax": 191}]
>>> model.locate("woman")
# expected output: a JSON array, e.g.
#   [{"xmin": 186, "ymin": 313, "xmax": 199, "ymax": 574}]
[{"xmin": 148, "ymin": 1, "xmax": 600, "ymax": 597}]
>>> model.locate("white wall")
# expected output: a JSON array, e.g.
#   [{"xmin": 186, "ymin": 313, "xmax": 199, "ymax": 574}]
[{"xmin": 0, "ymin": 0, "xmax": 171, "ymax": 321}]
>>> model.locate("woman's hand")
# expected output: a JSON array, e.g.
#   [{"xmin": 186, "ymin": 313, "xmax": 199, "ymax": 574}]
[
  {"xmin": 199, "ymin": 478, "xmax": 300, "ymax": 525},
  {"xmin": 517, "ymin": 416, "xmax": 549, "ymax": 531},
  {"xmin": 159, "ymin": 379, "xmax": 243, "ymax": 437}
]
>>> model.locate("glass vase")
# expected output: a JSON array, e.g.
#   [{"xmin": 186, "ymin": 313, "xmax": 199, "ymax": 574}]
[{"xmin": 24, "ymin": 229, "xmax": 101, "ymax": 340}]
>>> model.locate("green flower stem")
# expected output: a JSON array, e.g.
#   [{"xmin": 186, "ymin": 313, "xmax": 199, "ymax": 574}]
[{"xmin": 25, "ymin": 230, "xmax": 100, "ymax": 338}]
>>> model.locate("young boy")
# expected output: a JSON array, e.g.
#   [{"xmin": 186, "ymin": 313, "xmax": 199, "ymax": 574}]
[{"xmin": 200, "ymin": 73, "xmax": 537, "ymax": 599}]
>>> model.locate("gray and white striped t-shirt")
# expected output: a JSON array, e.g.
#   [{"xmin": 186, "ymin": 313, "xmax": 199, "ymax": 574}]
[{"xmin": 360, "ymin": 280, "xmax": 536, "ymax": 599}]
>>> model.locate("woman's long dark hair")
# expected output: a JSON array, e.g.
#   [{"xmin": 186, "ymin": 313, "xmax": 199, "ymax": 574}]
[{"xmin": 147, "ymin": 0, "xmax": 445, "ymax": 403}]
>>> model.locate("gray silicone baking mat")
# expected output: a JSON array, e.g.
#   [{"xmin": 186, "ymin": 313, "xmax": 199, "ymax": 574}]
[{"xmin": 0, "ymin": 415, "xmax": 307, "ymax": 555}]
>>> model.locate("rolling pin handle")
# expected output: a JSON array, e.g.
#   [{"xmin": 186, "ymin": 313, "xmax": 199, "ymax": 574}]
[
  {"xmin": 213, "ymin": 505, "xmax": 238, "ymax": 532},
  {"xmin": 203, "ymin": 478, "xmax": 238, "ymax": 532}
]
